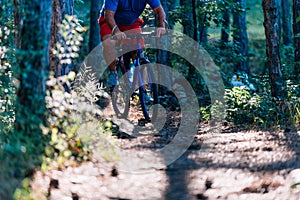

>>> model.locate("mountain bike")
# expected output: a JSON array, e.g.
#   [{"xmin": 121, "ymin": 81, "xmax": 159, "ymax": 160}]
[{"xmin": 111, "ymin": 32, "xmax": 159, "ymax": 122}]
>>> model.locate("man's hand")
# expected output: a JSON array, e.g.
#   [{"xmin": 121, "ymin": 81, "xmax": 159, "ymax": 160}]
[
  {"xmin": 156, "ymin": 27, "xmax": 167, "ymax": 37},
  {"xmin": 114, "ymin": 30, "xmax": 127, "ymax": 40},
  {"xmin": 153, "ymin": 5, "xmax": 167, "ymax": 37}
]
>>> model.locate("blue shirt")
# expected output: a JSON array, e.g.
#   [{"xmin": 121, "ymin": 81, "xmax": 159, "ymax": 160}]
[{"xmin": 100, "ymin": 0, "xmax": 161, "ymax": 26}]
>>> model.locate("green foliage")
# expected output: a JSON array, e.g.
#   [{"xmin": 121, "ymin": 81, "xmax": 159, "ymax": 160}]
[
  {"xmin": 74, "ymin": 0, "xmax": 84, "ymax": 5},
  {"xmin": 38, "ymin": 13, "xmax": 98, "ymax": 170},
  {"xmin": 53, "ymin": 15, "xmax": 85, "ymax": 68},
  {"xmin": 42, "ymin": 67, "xmax": 120, "ymax": 170},
  {"xmin": 199, "ymin": 84, "xmax": 279, "ymax": 127},
  {"xmin": 12, "ymin": 178, "xmax": 32, "ymax": 200},
  {"xmin": 167, "ymin": 0, "xmax": 248, "ymax": 92},
  {"xmin": 199, "ymin": 106, "xmax": 211, "ymax": 121},
  {"xmin": 168, "ymin": 0, "xmax": 239, "ymax": 29},
  {"xmin": 291, "ymin": 182, "xmax": 300, "ymax": 189},
  {"xmin": 73, "ymin": 64, "xmax": 102, "ymax": 102},
  {"xmin": 225, "ymin": 87, "xmax": 275, "ymax": 126},
  {"xmin": 141, "ymin": 4, "xmax": 156, "ymax": 26},
  {"xmin": 0, "ymin": 27, "xmax": 15, "ymax": 134},
  {"xmin": 281, "ymin": 45, "xmax": 297, "ymax": 79},
  {"xmin": 200, "ymin": 80, "xmax": 300, "ymax": 128},
  {"xmin": 41, "ymin": 73, "xmax": 91, "ymax": 170},
  {"xmin": 0, "ymin": 1, "xmax": 15, "ymax": 135},
  {"xmin": 281, "ymin": 80, "xmax": 300, "ymax": 126},
  {"xmin": 0, "ymin": 2, "xmax": 119, "ymax": 199},
  {"xmin": 204, "ymin": 41, "xmax": 242, "ymax": 75}
]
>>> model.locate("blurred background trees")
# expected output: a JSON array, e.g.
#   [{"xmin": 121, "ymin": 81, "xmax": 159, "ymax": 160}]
[{"xmin": 293, "ymin": 0, "xmax": 300, "ymax": 76}]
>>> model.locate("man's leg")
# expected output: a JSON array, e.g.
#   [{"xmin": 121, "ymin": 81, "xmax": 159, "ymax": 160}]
[
  {"xmin": 102, "ymin": 34, "xmax": 116, "ymax": 71},
  {"xmin": 102, "ymin": 35, "xmax": 118, "ymax": 87},
  {"xmin": 99, "ymin": 16, "xmax": 118, "ymax": 86},
  {"xmin": 99, "ymin": 17, "xmax": 143, "ymax": 86}
]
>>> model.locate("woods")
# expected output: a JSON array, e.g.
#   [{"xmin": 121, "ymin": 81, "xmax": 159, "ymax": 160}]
[{"xmin": 1, "ymin": 0, "xmax": 300, "ymax": 199}]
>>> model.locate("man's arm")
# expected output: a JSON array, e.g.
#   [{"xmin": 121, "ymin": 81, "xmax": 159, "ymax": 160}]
[
  {"xmin": 153, "ymin": 5, "xmax": 167, "ymax": 36},
  {"xmin": 153, "ymin": 5, "xmax": 166, "ymax": 28},
  {"xmin": 104, "ymin": 10, "xmax": 126, "ymax": 39}
]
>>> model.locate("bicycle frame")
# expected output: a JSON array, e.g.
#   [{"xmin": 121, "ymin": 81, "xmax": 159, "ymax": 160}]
[
  {"xmin": 117, "ymin": 36, "xmax": 153, "ymax": 94},
  {"xmin": 112, "ymin": 32, "xmax": 158, "ymax": 122}
]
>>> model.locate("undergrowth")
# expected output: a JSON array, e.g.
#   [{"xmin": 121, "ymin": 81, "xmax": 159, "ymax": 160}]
[{"xmin": 0, "ymin": 13, "xmax": 119, "ymax": 199}]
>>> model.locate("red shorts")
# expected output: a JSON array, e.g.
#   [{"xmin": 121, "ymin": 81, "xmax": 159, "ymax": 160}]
[
  {"xmin": 98, "ymin": 16, "xmax": 144, "ymax": 38},
  {"xmin": 98, "ymin": 16, "xmax": 145, "ymax": 48}
]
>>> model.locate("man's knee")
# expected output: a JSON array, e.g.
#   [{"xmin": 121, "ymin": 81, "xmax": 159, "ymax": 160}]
[
  {"xmin": 102, "ymin": 35, "xmax": 116, "ymax": 50},
  {"xmin": 101, "ymin": 34, "xmax": 111, "ymax": 41}
]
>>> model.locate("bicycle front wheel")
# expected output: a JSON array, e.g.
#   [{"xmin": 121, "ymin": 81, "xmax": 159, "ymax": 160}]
[
  {"xmin": 112, "ymin": 81, "xmax": 131, "ymax": 119},
  {"xmin": 138, "ymin": 64, "xmax": 158, "ymax": 122}
]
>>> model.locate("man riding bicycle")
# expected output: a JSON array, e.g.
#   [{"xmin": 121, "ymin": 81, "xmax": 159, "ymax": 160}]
[{"xmin": 99, "ymin": 0, "xmax": 167, "ymax": 86}]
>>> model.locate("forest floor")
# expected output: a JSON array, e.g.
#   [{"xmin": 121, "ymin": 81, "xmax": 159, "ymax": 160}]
[{"xmin": 30, "ymin": 98, "xmax": 300, "ymax": 200}]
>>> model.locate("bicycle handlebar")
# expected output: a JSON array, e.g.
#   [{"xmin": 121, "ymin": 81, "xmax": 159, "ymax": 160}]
[{"xmin": 110, "ymin": 31, "xmax": 160, "ymax": 40}]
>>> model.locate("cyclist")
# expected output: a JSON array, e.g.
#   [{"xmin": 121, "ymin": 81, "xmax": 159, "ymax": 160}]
[{"xmin": 99, "ymin": 0, "xmax": 167, "ymax": 86}]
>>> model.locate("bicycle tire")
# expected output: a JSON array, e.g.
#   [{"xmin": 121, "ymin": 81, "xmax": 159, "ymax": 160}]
[
  {"xmin": 138, "ymin": 63, "xmax": 158, "ymax": 122},
  {"xmin": 112, "ymin": 81, "xmax": 131, "ymax": 118}
]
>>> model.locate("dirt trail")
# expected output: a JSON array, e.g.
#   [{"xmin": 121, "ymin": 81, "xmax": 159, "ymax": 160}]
[{"xmin": 31, "ymin": 104, "xmax": 300, "ymax": 200}]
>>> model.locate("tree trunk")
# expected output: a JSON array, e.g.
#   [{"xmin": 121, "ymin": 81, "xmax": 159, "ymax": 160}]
[
  {"xmin": 282, "ymin": 0, "xmax": 293, "ymax": 45},
  {"xmin": 192, "ymin": 0, "xmax": 198, "ymax": 42},
  {"xmin": 262, "ymin": 0, "xmax": 284, "ymax": 98},
  {"xmin": 180, "ymin": 0, "xmax": 198, "ymax": 84},
  {"xmin": 50, "ymin": 0, "xmax": 60, "ymax": 74},
  {"xmin": 15, "ymin": 0, "xmax": 52, "ymax": 146},
  {"xmin": 221, "ymin": 9, "xmax": 230, "ymax": 48},
  {"xmin": 166, "ymin": 0, "xmax": 177, "ymax": 29},
  {"xmin": 13, "ymin": 0, "xmax": 23, "ymax": 48},
  {"xmin": 181, "ymin": 0, "xmax": 194, "ymax": 38},
  {"xmin": 198, "ymin": 0, "xmax": 207, "ymax": 43},
  {"xmin": 157, "ymin": 0, "xmax": 172, "ymax": 95},
  {"xmin": 199, "ymin": 27, "xmax": 208, "ymax": 44},
  {"xmin": 293, "ymin": 0, "xmax": 300, "ymax": 76},
  {"xmin": 233, "ymin": 0, "xmax": 249, "ymax": 73},
  {"xmin": 277, "ymin": 0, "xmax": 282, "ymax": 41},
  {"xmin": 50, "ymin": 0, "xmax": 74, "ymax": 76},
  {"xmin": 89, "ymin": 0, "xmax": 102, "ymax": 52}
]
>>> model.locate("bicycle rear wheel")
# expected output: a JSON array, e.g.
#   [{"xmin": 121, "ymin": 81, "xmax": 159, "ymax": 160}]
[{"xmin": 138, "ymin": 63, "xmax": 158, "ymax": 122}]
